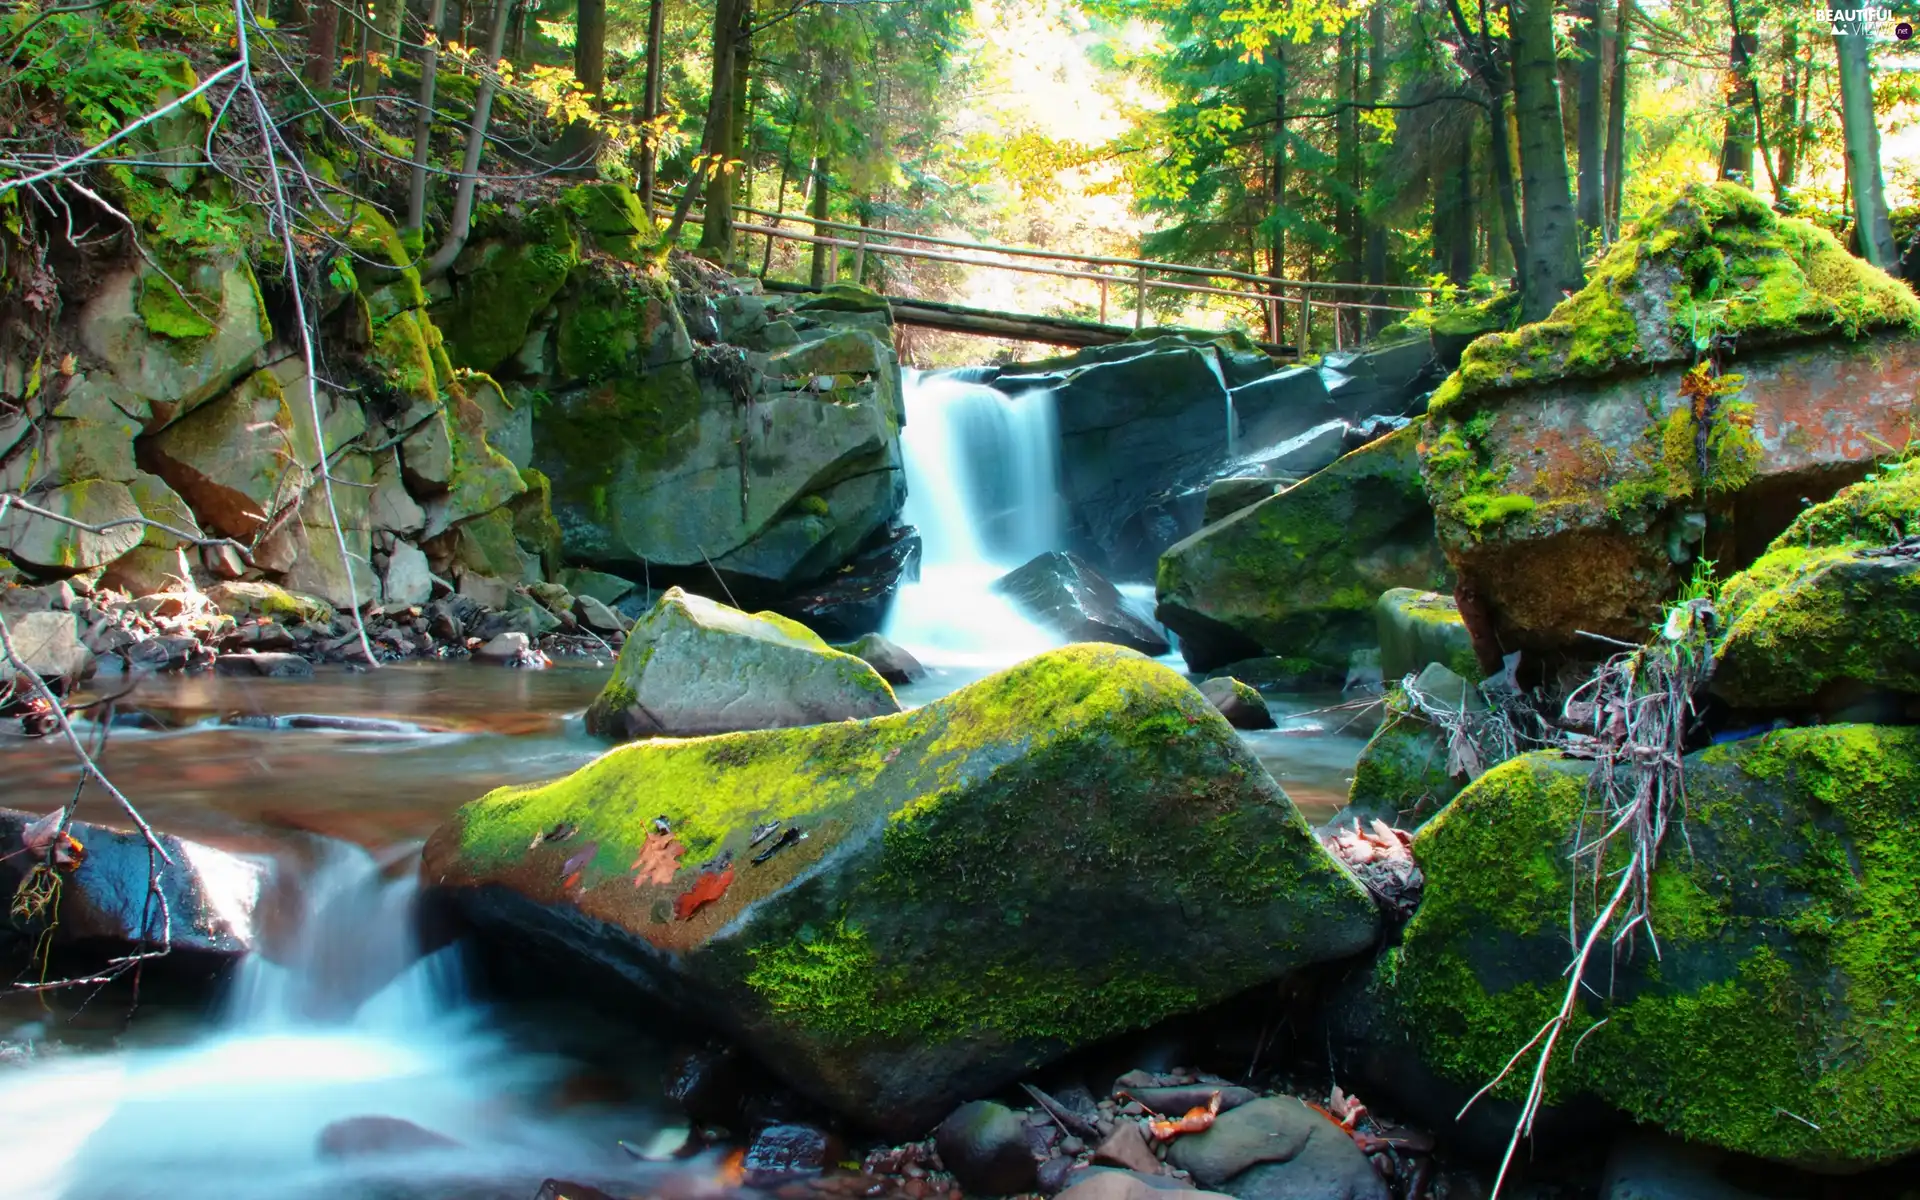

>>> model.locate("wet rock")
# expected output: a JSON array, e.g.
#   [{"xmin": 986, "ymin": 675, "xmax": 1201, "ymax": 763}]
[
  {"xmin": 1205, "ymin": 657, "xmax": 1340, "ymax": 692},
  {"xmin": 1166, "ymin": 1098, "xmax": 1383, "ymax": 1200},
  {"xmin": 0, "ymin": 806, "xmax": 265, "ymax": 960},
  {"xmin": 223, "ymin": 620, "xmax": 297, "ymax": 653},
  {"xmin": 0, "ymin": 610, "xmax": 94, "ymax": 687},
  {"xmin": 1352, "ymin": 727, "xmax": 1920, "ymax": 1170},
  {"xmin": 533, "ymin": 1182, "xmax": 625, "ymax": 1200},
  {"xmin": 573, "ymin": 593, "xmax": 629, "ymax": 635},
  {"xmin": 774, "ymin": 525, "xmax": 922, "ymax": 641},
  {"xmin": 474, "ymin": 631, "xmax": 535, "ymax": 663},
  {"xmin": 744, "ymin": 1122, "xmax": 838, "ymax": 1186},
  {"xmin": 212, "ymin": 651, "xmax": 314, "ymax": 679},
  {"xmin": 1157, "ymin": 426, "xmax": 1450, "ymax": 673},
  {"xmin": 1037, "ymin": 1155, "xmax": 1079, "ymax": 1195},
  {"xmin": 1374, "ymin": 588, "xmax": 1478, "ymax": 683},
  {"xmin": 424, "ymin": 645, "xmax": 1376, "ymax": 1136},
  {"xmin": 1421, "ymin": 184, "xmax": 1920, "ymax": 658},
  {"xmin": 1198, "ymin": 677, "xmax": 1274, "ymax": 730},
  {"xmin": 1600, "ymin": 1133, "xmax": 1764, "ymax": 1200},
  {"xmin": 583, "ymin": 587, "xmax": 899, "ymax": 739},
  {"xmin": 833, "ymin": 632, "xmax": 925, "ymax": 684},
  {"xmin": 125, "ymin": 633, "xmax": 207, "ymax": 671},
  {"xmin": 992, "ymin": 551, "xmax": 1168, "ymax": 655},
  {"xmin": 316, "ymin": 1114, "xmax": 461, "ymax": 1159},
  {"xmin": 1202, "ymin": 479, "xmax": 1278, "ymax": 526},
  {"xmin": 1119, "ymin": 1087, "xmax": 1260, "ymax": 1115},
  {"xmin": 1092, "ymin": 1121, "xmax": 1160, "ymax": 1174},
  {"xmin": 936, "ymin": 1101, "xmax": 1039, "ymax": 1196}
]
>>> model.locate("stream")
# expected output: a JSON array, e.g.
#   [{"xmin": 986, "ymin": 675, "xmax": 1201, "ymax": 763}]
[{"xmin": 0, "ymin": 368, "xmax": 1374, "ymax": 1200}]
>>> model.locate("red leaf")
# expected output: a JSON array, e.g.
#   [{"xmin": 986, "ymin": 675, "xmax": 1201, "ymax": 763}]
[{"xmin": 674, "ymin": 865, "xmax": 734, "ymax": 920}]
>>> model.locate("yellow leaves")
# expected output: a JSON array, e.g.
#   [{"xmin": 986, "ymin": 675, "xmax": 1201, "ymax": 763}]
[
  {"xmin": 690, "ymin": 153, "xmax": 744, "ymax": 178},
  {"xmin": 1219, "ymin": 0, "xmax": 1370, "ymax": 56}
]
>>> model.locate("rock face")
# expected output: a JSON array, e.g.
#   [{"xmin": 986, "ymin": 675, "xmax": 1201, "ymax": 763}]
[
  {"xmin": 992, "ymin": 551, "xmax": 1169, "ymax": 655},
  {"xmin": 583, "ymin": 587, "xmax": 899, "ymax": 738},
  {"xmin": 1420, "ymin": 183, "xmax": 1920, "ymax": 661},
  {"xmin": 424, "ymin": 644, "xmax": 1378, "ymax": 1136},
  {"xmin": 1374, "ymin": 588, "xmax": 1477, "ymax": 683},
  {"xmin": 1357, "ymin": 727, "xmax": 1920, "ymax": 1169},
  {"xmin": 0, "ymin": 806, "xmax": 265, "ymax": 961},
  {"xmin": 1157, "ymin": 426, "xmax": 1452, "ymax": 672},
  {"xmin": 1711, "ymin": 460, "xmax": 1920, "ymax": 714}
]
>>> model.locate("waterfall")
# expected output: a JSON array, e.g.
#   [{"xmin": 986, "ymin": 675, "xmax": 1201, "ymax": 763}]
[{"xmin": 883, "ymin": 370, "xmax": 1067, "ymax": 665}]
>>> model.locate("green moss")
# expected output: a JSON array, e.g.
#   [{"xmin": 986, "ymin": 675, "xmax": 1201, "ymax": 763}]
[
  {"xmin": 1346, "ymin": 704, "xmax": 1465, "ymax": 825},
  {"xmin": 561, "ymin": 182, "xmax": 650, "ymax": 237},
  {"xmin": 797, "ymin": 494, "xmax": 830, "ymax": 518},
  {"xmin": 1383, "ymin": 728, "xmax": 1920, "ymax": 1165},
  {"xmin": 543, "ymin": 364, "xmax": 705, "ymax": 493},
  {"xmin": 1429, "ymin": 182, "xmax": 1920, "ymax": 419},
  {"xmin": 1773, "ymin": 458, "xmax": 1920, "ymax": 551},
  {"xmin": 436, "ymin": 204, "xmax": 579, "ymax": 371},
  {"xmin": 136, "ymin": 263, "xmax": 217, "ymax": 340}
]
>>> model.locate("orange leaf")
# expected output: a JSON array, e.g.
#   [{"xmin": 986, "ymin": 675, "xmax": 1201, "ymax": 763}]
[{"xmin": 631, "ymin": 831, "xmax": 685, "ymax": 886}]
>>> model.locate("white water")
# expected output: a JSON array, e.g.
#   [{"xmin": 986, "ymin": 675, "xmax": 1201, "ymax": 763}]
[
  {"xmin": 0, "ymin": 842, "xmax": 684, "ymax": 1200},
  {"xmin": 883, "ymin": 370, "xmax": 1070, "ymax": 667}
]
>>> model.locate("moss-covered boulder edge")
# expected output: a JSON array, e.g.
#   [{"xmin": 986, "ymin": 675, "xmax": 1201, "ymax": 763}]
[
  {"xmin": 1365, "ymin": 727, "xmax": 1920, "ymax": 1169},
  {"xmin": 423, "ymin": 643, "xmax": 1378, "ymax": 1135}
]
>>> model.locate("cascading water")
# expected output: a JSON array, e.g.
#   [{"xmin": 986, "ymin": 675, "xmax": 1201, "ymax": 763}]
[
  {"xmin": 883, "ymin": 370, "xmax": 1069, "ymax": 665},
  {"xmin": 0, "ymin": 841, "xmax": 679, "ymax": 1200}
]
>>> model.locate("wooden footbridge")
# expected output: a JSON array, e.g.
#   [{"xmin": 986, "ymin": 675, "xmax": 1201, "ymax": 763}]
[{"xmin": 675, "ymin": 195, "xmax": 1437, "ymax": 357}]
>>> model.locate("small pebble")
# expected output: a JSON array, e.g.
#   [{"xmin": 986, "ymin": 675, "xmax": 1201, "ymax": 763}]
[{"xmin": 1059, "ymin": 1137, "xmax": 1084, "ymax": 1155}]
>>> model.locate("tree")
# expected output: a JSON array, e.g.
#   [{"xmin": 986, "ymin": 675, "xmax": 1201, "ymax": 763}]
[
  {"xmin": 1833, "ymin": 11, "xmax": 1895, "ymax": 267},
  {"xmin": 1510, "ymin": 0, "xmax": 1584, "ymax": 320},
  {"xmin": 1602, "ymin": 0, "xmax": 1632, "ymax": 238},
  {"xmin": 698, "ymin": 0, "xmax": 753, "ymax": 261},
  {"xmin": 1574, "ymin": 0, "xmax": 1604, "ymax": 240}
]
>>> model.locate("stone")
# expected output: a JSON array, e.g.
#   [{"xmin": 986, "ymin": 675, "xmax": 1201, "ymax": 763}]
[
  {"xmin": 1421, "ymin": 183, "xmax": 1920, "ymax": 658},
  {"xmin": 1357, "ymin": 726, "xmax": 1920, "ymax": 1170},
  {"xmin": 503, "ymin": 590, "xmax": 563, "ymax": 637},
  {"xmin": 473, "ymin": 631, "xmax": 532, "ymax": 662},
  {"xmin": 742, "ymin": 1122, "xmax": 836, "ymax": 1186},
  {"xmin": 1056, "ymin": 1174, "xmax": 1233, "ymax": 1200},
  {"xmin": 400, "ymin": 403, "xmax": 454, "ymax": 492},
  {"xmin": 100, "ymin": 545, "xmax": 191, "ymax": 597},
  {"xmin": 1600, "ymin": 1134, "xmax": 1764, "ymax": 1200},
  {"xmin": 0, "ymin": 805, "xmax": 264, "ymax": 960},
  {"xmin": 0, "ymin": 610, "xmax": 93, "ymax": 686},
  {"xmin": 457, "ymin": 572, "xmax": 513, "ymax": 611},
  {"xmin": 204, "ymin": 581, "xmax": 333, "ymax": 625},
  {"xmin": 936, "ymin": 1101, "xmax": 1039, "ymax": 1195},
  {"xmin": 423, "ymin": 644, "xmax": 1377, "ymax": 1137},
  {"xmin": 1406, "ymin": 662, "xmax": 1484, "ymax": 716},
  {"xmin": 833, "ymin": 631, "xmax": 925, "ymax": 685},
  {"xmin": 369, "ymin": 451, "xmax": 428, "ymax": 535},
  {"xmin": 1374, "ymin": 588, "xmax": 1479, "ymax": 683},
  {"xmin": 139, "ymin": 370, "xmax": 301, "ymax": 539},
  {"xmin": 573, "ymin": 593, "xmax": 628, "ymax": 634},
  {"xmin": 558, "ymin": 568, "xmax": 636, "ymax": 606},
  {"xmin": 76, "ymin": 258, "xmax": 270, "ymax": 429},
  {"xmin": 772, "ymin": 526, "xmax": 921, "ymax": 641},
  {"xmin": 992, "ymin": 551, "xmax": 1169, "ymax": 655},
  {"xmin": 1233, "ymin": 420, "xmax": 1349, "ymax": 481},
  {"xmin": 1157, "ymin": 426, "xmax": 1451, "ymax": 672},
  {"xmin": 382, "ymin": 541, "xmax": 434, "ymax": 608},
  {"xmin": 583, "ymin": 587, "xmax": 900, "ymax": 739},
  {"xmin": 212, "ymin": 651, "xmax": 314, "ymax": 678},
  {"xmin": 1091, "ymin": 1122, "xmax": 1160, "ymax": 1175},
  {"xmin": 1198, "ymin": 676, "xmax": 1274, "ymax": 730},
  {"xmin": 1336, "ymin": 706, "xmax": 1464, "ymax": 830},
  {"xmin": 1205, "ymin": 656, "xmax": 1340, "ymax": 691},
  {"xmin": 1166, "ymin": 1097, "xmax": 1382, "ymax": 1200},
  {"xmin": 1203, "ymin": 479, "xmax": 1278, "ymax": 525},
  {"xmin": 316, "ymin": 1115, "xmax": 461, "ymax": 1159},
  {"xmin": 0, "ymin": 479, "xmax": 144, "ymax": 573}
]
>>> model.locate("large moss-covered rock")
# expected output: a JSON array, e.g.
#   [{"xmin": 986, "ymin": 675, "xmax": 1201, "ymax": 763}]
[
  {"xmin": 77, "ymin": 257, "xmax": 270, "ymax": 430},
  {"xmin": 433, "ymin": 206, "xmax": 579, "ymax": 373},
  {"xmin": 1338, "ymin": 703, "xmax": 1464, "ymax": 829},
  {"xmin": 1363, "ymin": 727, "xmax": 1920, "ymax": 1169},
  {"xmin": 1156, "ymin": 426, "xmax": 1451, "ymax": 672},
  {"xmin": 585, "ymin": 587, "xmax": 899, "ymax": 738},
  {"xmin": 1421, "ymin": 183, "xmax": 1920, "ymax": 659},
  {"xmin": 1375, "ymin": 588, "xmax": 1478, "ymax": 682},
  {"xmin": 424, "ymin": 644, "xmax": 1378, "ymax": 1135},
  {"xmin": 1711, "ymin": 461, "xmax": 1920, "ymax": 711}
]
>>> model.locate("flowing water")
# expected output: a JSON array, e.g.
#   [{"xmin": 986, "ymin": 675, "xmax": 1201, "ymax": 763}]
[{"xmin": 0, "ymin": 365, "xmax": 1375, "ymax": 1199}]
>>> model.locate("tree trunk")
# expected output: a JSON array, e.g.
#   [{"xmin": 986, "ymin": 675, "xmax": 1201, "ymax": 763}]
[
  {"xmin": 809, "ymin": 159, "xmax": 831, "ymax": 287},
  {"xmin": 1335, "ymin": 21, "xmax": 1358, "ymax": 287},
  {"xmin": 1364, "ymin": 2, "xmax": 1387, "ymax": 335},
  {"xmin": 1437, "ymin": 121, "xmax": 1476, "ymax": 284},
  {"xmin": 1268, "ymin": 40, "xmax": 1288, "ymax": 344},
  {"xmin": 303, "ymin": 0, "xmax": 340, "ymax": 89},
  {"xmin": 1575, "ymin": 0, "xmax": 1603, "ymax": 240},
  {"xmin": 1777, "ymin": 27, "xmax": 1800, "ymax": 190},
  {"xmin": 698, "ymin": 0, "xmax": 751, "ymax": 261},
  {"xmin": 1511, "ymin": 0, "xmax": 1585, "ymax": 321},
  {"xmin": 407, "ymin": 0, "xmax": 451, "ymax": 233},
  {"xmin": 1603, "ymin": 0, "xmax": 1631, "ymax": 239},
  {"xmin": 1833, "ymin": 13, "xmax": 1896, "ymax": 267},
  {"xmin": 420, "ymin": 0, "xmax": 514, "ymax": 282},
  {"xmin": 351, "ymin": 0, "xmax": 402, "ymax": 116},
  {"xmin": 637, "ymin": 0, "xmax": 667, "ymax": 221},
  {"xmin": 1717, "ymin": 10, "xmax": 1757, "ymax": 185}
]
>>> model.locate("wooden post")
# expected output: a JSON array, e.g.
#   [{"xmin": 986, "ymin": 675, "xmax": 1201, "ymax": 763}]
[
  {"xmin": 1297, "ymin": 291, "xmax": 1310, "ymax": 359},
  {"xmin": 1099, "ymin": 277, "xmax": 1109, "ymax": 325},
  {"xmin": 1134, "ymin": 264, "xmax": 1148, "ymax": 330},
  {"xmin": 853, "ymin": 231, "xmax": 867, "ymax": 285},
  {"xmin": 1334, "ymin": 303, "xmax": 1343, "ymax": 351}
]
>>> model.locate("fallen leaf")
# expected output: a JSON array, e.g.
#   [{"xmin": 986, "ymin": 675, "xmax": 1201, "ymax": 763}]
[
  {"xmin": 1146, "ymin": 1091, "xmax": 1221, "ymax": 1140},
  {"xmin": 20, "ymin": 809, "xmax": 63, "ymax": 854},
  {"xmin": 674, "ymin": 864, "xmax": 734, "ymax": 920},
  {"xmin": 632, "ymin": 830, "xmax": 686, "ymax": 886}
]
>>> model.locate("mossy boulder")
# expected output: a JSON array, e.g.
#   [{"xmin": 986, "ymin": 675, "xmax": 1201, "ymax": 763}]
[
  {"xmin": 1420, "ymin": 183, "xmax": 1920, "ymax": 660},
  {"xmin": 584, "ymin": 587, "xmax": 901, "ymax": 738},
  {"xmin": 1359, "ymin": 727, "xmax": 1920, "ymax": 1169},
  {"xmin": 1711, "ymin": 461, "xmax": 1920, "ymax": 712},
  {"xmin": 1156, "ymin": 426, "xmax": 1451, "ymax": 673},
  {"xmin": 1375, "ymin": 588, "xmax": 1478, "ymax": 683},
  {"xmin": 77, "ymin": 257, "xmax": 269, "ymax": 430},
  {"xmin": 424, "ymin": 643, "xmax": 1378, "ymax": 1135},
  {"xmin": 1336, "ymin": 701, "xmax": 1463, "ymax": 829},
  {"xmin": 433, "ymin": 205, "xmax": 580, "ymax": 373}
]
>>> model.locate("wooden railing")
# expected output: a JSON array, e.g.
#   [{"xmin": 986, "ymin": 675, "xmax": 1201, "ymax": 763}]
[{"xmin": 667, "ymin": 193, "xmax": 1438, "ymax": 354}]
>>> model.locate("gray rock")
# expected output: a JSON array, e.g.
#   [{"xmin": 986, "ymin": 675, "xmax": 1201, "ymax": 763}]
[
  {"xmin": 382, "ymin": 541, "xmax": 434, "ymax": 608},
  {"xmin": 1164, "ymin": 1098, "xmax": 1314, "ymax": 1187},
  {"xmin": 1057, "ymin": 1173, "xmax": 1223, "ymax": 1200},
  {"xmin": 1408, "ymin": 662, "xmax": 1485, "ymax": 716},
  {"xmin": 993, "ymin": 551, "xmax": 1169, "ymax": 656},
  {"xmin": 583, "ymin": 587, "xmax": 900, "ymax": 739},
  {"xmin": 1202, "ymin": 479, "xmax": 1278, "ymax": 525},
  {"xmin": 369, "ymin": 451, "xmax": 428, "ymax": 535},
  {"xmin": 76, "ymin": 259, "xmax": 269, "ymax": 429},
  {"xmin": 1601, "ymin": 1134, "xmax": 1764, "ymax": 1200},
  {"xmin": 833, "ymin": 631, "xmax": 925, "ymax": 684},
  {"xmin": 473, "ymin": 631, "xmax": 532, "ymax": 662},
  {"xmin": 1199, "ymin": 677, "xmax": 1275, "ymax": 730},
  {"xmin": 0, "ymin": 610, "xmax": 93, "ymax": 686},
  {"xmin": 559, "ymin": 568, "xmax": 637, "ymax": 606},
  {"xmin": 0, "ymin": 478, "xmax": 145, "ymax": 573},
  {"xmin": 936, "ymin": 1101, "xmax": 1039, "ymax": 1196},
  {"xmin": 573, "ymin": 593, "xmax": 628, "ymax": 634},
  {"xmin": 213, "ymin": 651, "xmax": 314, "ymax": 678},
  {"xmin": 1092, "ymin": 1121, "xmax": 1160, "ymax": 1174},
  {"xmin": 139, "ymin": 370, "xmax": 302, "ymax": 540}
]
